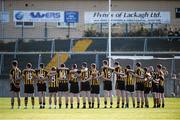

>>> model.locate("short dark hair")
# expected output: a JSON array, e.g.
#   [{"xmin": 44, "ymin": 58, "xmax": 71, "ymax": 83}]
[
  {"xmin": 39, "ymin": 63, "xmax": 44, "ymax": 68},
  {"xmin": 103, "ymin": 60, "xmax": 108, "ymax": 65},
  {"xmin": 12, "ymin": 60, "xmax": 18, "ymax": 67},
  {"xmin": 60, "ymin": 64, "xmax": 65, "ymax": 68},
  {"xmin": 72, "ymin": 64, "xmax": 77, "ymax": 69},
  {"xmin": 27, "ymin": 63, "xmax": 32, "ymax": 68},
  {"xmin": 126, "ymin": 65, "xmax": 131, "ymax": 69},
  {"xmin": 114, "ymin": 61, "xmax": 119, "ymax": 66},
  {"xmin": 91, "ymin": 63, "xmax": 96, "ymax": 68},
  {"xmin": 144, "ymin": 67, "xmax": 148, "ymax": 72},
  {"xmin": 51, "ymin": 66, "xmax": 56, "ymax": 71},
  {"xmin": 82, "ymin": 62, "xmax": 87, "ymax": 67},
  {"xmin": 157, "ymin": 64, "xmax": 162, "ymax": 69},
  {"xmin": 136, "ymin": 62, "xmax": 141, "ymax": 67}
]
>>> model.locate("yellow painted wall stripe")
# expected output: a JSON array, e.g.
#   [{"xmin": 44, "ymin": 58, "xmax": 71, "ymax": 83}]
[{"xmin": 46, "ymin": 39, "xmax": 92, "ymax": 71}]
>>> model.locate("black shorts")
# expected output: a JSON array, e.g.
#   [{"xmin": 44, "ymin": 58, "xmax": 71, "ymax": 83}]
[
  {"xmin": 126, "ymin": 85, "xmax": 134, "ymax": 92},
  {"xmin": 37, "ymin": 83, "xmax": 46, "ymax": 92},
  {"xmin": 91, "ymin": 85, "xmax": 100, "ymax": 94},
  {"xmin": 24, "ymin": 84, "xmax": 34, "ymax": 94},
  {"xmin": 136, "ymin": 82, "xmax": 144, "ymax": 91},
  {"xmin": 116, "ymin": 80, "xmax": 125, "ymax": 90},
  {"xmin": 58, "ymin": 83, "xmax": 68, "ymax": 92},
  {"xmin": 152, "ymin": 84, "xmax": 159, "ymax": 93},
  {"xmin": 70, "ymin": 82, "xmax": 79, "ymax": 94},
  {"xmin": 144, "ymin": 87, "xmax": 151, "ymax": 94},
  {"xmin": 158, "ymin": 85, "xmax": 164, "ymax": 93},
  {"xmin": 48, "ymin": 87, "xmax": 58, "ymax": 93},
  {"xmin": 81, "ymin": 81, "xmax": 90, "ymax": 91},
  {"xmin": 10, "ymin": 83, "xmax": 20, "ymax": 92},
  {"xmin": 103, "ymin": 81, "xmax": 112, "ymax": 91}
]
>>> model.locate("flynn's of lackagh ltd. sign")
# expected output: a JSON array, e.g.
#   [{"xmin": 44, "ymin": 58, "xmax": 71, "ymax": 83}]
[{"xmin": 84, "ymin": 11, "xmax": 170, "ymax": 24}]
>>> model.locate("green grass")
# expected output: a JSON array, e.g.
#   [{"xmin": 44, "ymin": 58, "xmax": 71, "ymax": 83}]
[{"xmin": 0, "ymin": 97, "xmax": 180, "ymax": 120}]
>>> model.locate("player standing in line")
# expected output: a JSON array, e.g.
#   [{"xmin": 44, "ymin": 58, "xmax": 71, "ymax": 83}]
[
  {"xmin": 150, "ymin": 66, "xmax": 159, "ymax": 108},
  {"xmin": 125, "ymin": 65, "xmax": 136, "ymax": 108},
  {"xmin": 89, "ymin": 63, "xmax": 100, "ymax": 108},
  {"xmin": 101, "ymin": 60, "xmax": 114, "ymax": 108},
  {"xmin": 69, "ymin": 64, "xmax": 80, "ymax": 109},
  {"xmin": 48, "ymin": 66, "xmax": 58, "ymax": 109},
  {"xmin": 22, "ymin": 63, "xmax": 36, "ymax": 109},
  {"xmin": 35, "ymin": 63, "xmax": 48, "ymax": 109},
  {"xmin": 135, "ymin": 62, "xmax": 145, "ymax": 108},
  {"xmin": 113, "ymin": 62, "xmax": 126, "ymax": 108},
  {"xmin": 144, "ymin": 67, "xmax": 152, "ymax": 108},
  {"xmin": 156, "ymin": 64, "xmax": 165, "ymax": 108},
  {"xmin": 57, "ymin": 64, "xmax": 69, "ymax": 109},
  {"xmin": 9, "ymin": 60, "xmax": 22, "ymax": 109},
  {"xmin": 79, "ymin": 62, "xmax": 91, "ymax": 109},
  {"xmin": 160, "ymin": 66, "xmax": 168, "ymax": 108}
]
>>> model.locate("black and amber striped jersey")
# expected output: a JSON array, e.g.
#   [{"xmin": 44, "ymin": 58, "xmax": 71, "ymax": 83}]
[
  {"xmin": 135, "ymin": 67, "xmax": 144, "ymax": 83},
  {"xmin": 80, "ymin": 68, "xmax": 89, "ymax": 81},
  {"xmin": 10, "ymin": 67, "xmax": 21, "ymax": 84},
  {"xmin": 101, "ymin": 66, "xmax": 113, "ymax": 80},
  {"xmin": 125, "ymin": 69, "xmax": 135, "ymax": 85},
  {"xmin": 157, "ymin": 70, "xmax": 165, "ymax": 87},
  {"xmin": 69, "ymin": 69, "xmax": 78, "ymax": 83},
  {"xmin": 152, "ymin": 72, "xmax": 159, "ymax": 86},
  {"xmin": 48, "ymin": 71, "xmax": 58, "ymax": 88},
  {"xmin": 114, "ymin": 66, "xmax": 124, "ymax": 81},
  {"xmin": 36, "ymin": 69, "xmax": 48, "ymax": 84},
  {"xmin": 89, "ymin": 69, "xmax": 100, "ymax": 85},
  {"xmin": 57, "ymin": 68, "xmax": 69, "ymax": 83},
  {"xmin": 22, "ymin": 69, "xmax": 36, "ymax": 85},
  {"xmin": 144, "ymin": 72, "xmax": 152, "ymax": 88}
]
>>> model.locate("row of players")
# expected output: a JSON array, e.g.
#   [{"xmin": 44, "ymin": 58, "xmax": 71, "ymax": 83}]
[{"xmin": 10, "ymin": 60, "xmax": 167, "ymax": 109}]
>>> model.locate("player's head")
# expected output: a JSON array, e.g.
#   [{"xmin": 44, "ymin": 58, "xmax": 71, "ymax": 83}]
[
  {"xmin": 26, "ymin": 63, "xmax": 32, "ymax": 69},
  {"xmin": 60, "ymin": 63, "xmax": 65, "ymax": 68},
  {"xmin": 39, "ymin": 63, "xmax": 44, "ymax": 69},
  {"xmin": 148, "ymin": 66, "xmax": 154, "ymax": 72},
  {"xmin": 126, "ymin": 65, "xmax": 131, "ymax": 69},
  {"xmin": 103, "ymin": 60, "xmax": 108, "ymax": 66},
  {"xmin": 136, "ymin": 62, "xmax": 141, "ymax": 67},
  {"xmin": 91, "ymin": 63, "xmax": 96, "ymax": 69},
  {"xmin": 12, "ymin": 60, "xmax": 18, "ymax": 67},
  {"xmin": 114, "ymin": 61, "xmax": 119, "ymax": 67},
  {"xmin": 51, "ymin": 66, "xmax": 56, "ymax": 71},
  {"xmin": 72, "ymin": 64, "xmax": 77, "ymax": 69},
  {"xmin": 144, "ymin": 67, "xmax": 148, "ymax": 72},
  {"xmin": 82, "ymin": 62, "xmax": 87, "ymax": 68},
  {"xmin": 157, "ymin": 64, "xmax": 162, "ymax": 71}
]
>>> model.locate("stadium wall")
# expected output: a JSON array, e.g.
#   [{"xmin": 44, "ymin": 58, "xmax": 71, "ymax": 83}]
[{"xmin": 0, "ymin": 0, "xmax": 180, "ymax": 39}]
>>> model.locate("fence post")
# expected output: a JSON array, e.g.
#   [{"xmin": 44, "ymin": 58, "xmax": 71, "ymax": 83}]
[
  {"xmin": 50, "ymin": 39, "xmax": 55, "ymax": 58},
  {"xmin": 21, "ymin": 24, "xmax": 24, "ymax": 39},
  {"xmin": 95, "ymin": 53, "xmax": 99, "ymax": 69},
  {"xmin": 151, "ymin": 24, "xmax": 153, "ymax": 36},
  {"xmin": 125, "ymin": 23, "xmax": 128, "ymax": 37},
  {"xmin": 14, "ymin": 39, "xmax": 18, "ymax": 59},
  {"xmin": 69, "ymin": 38, "xmax": 73, "ymax": 58},
  {"xmin": 0, "ymin": 54, "xmax": 4, "ymax": 75},
  {"xmin": 37, "ymin": 54, "xmax": 42, "ymax": 69},
  {"xmin": 143, "ymin": 38, "xmax": 147, "ymax": 56},
  {"xmin": 44, "ymin": 22, "xmax": 47, "ymax": 41}
]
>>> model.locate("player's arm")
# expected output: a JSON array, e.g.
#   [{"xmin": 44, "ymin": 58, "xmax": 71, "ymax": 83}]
[{"xmin": 9, "ymin": 69, "xmax": 15, "ymax": 85}]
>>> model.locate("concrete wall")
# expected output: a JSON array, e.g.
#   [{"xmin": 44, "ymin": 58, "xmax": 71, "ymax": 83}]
[{"xmin": 0, "ymin": 0, "xmax": 180, "ymax": 39}]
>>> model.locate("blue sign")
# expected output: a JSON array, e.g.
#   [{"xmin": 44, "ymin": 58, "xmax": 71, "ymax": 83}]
[
  {"xmin": 64, "ymin": 11, "xmax": 79, "ymax": 23},
  {"xmin": 14, "ymin": 11, "xmax": 64, "ymax": 22}
]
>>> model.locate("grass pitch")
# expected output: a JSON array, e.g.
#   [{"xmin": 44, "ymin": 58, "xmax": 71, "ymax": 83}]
[{"xmin": 0, "ymin": 97, "xmax": 180, "ymax": 120}]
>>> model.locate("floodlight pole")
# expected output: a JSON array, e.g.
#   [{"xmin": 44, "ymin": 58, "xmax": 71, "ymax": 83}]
[{"xmin": 108, "ymin": 0, "xmax": 112, "ymax": 67}]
